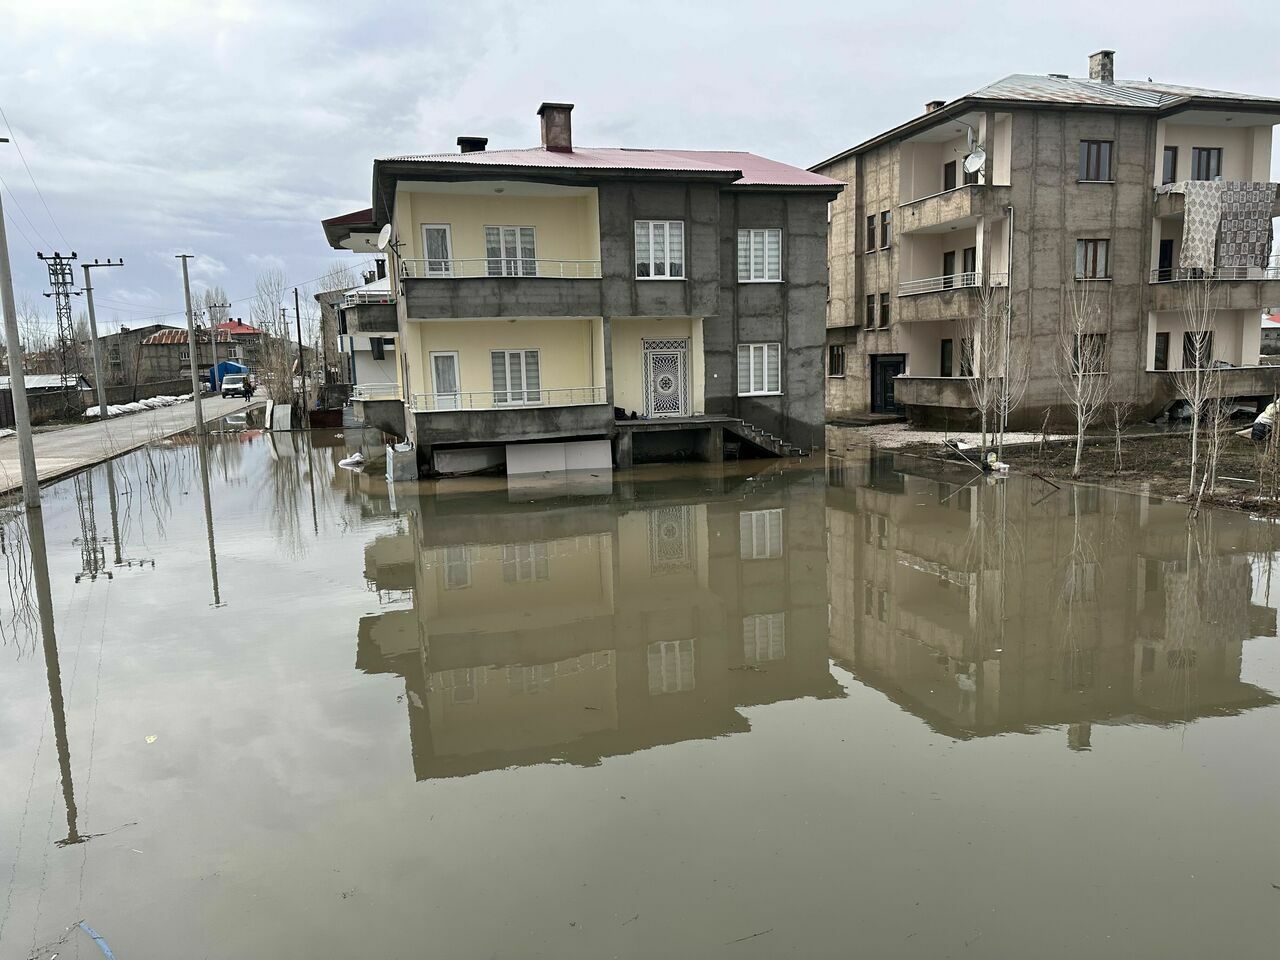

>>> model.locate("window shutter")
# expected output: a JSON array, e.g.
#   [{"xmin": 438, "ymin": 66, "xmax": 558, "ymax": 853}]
[
  {"xmin": 486, "ymin": 227, "xmax": 503, "ymax": 277},
  {"xmin": 652, "ymin": 221, "xmax": 667, "ymax": 277},
  {"xmin": 739, "ymin": 512, "xmax": 751, "ymax": 557},
  {"xmin": 766, "ymin": 229, "xmax": 781, "ymax": 280},
  {"xmin": 519, "ymin": 227, "xmax": 536, "ymax": 276},
  {"xmin": 524, "ymin": 350, "xmax": 540, "ymax": 402},
  {"xmin": 737, "ymin": 229, "xmax": 750, "ymax": 281},
  {"xmin": 668, "ymin": 221, "xmax": 683, "ymax": 278},
  {"xmin": 737, "ymin": 344, "xmax": 751, "ymax": 392},
  {"xmin": 491, "ymin": 350, "xmax": 508, "ymax": 402},
  {"xmin": 765, "ymin": 344, "xmax": 780, "ymax": 393},
  {"xmin": 635, "ymin": 221, "xmax": 649, "ymax": 277},
  {"xmin": 751, "ymin": 230, "xmax": 765, "ymax": 280},
  {"xmin": 1075, "ymin": 241, "xmax": 1086, "ymax": 278}
]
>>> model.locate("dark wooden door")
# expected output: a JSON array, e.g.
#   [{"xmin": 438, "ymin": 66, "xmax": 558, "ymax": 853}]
[
  {"xmin": 871, "ymin": 354, "xmax": 906, "ymax": 413},
  {"xmin": 1158, "ymin": 239, "xmax": 1174, "ymax": 281}
]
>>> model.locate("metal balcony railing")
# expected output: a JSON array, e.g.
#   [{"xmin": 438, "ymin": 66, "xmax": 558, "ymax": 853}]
[
  {"xmin": 352, "ymin": 382, "xmax": 401, "ymax": 401},
  {"xmin": 1149, "ymin": 256, "xmax": 1280, "ymax": 283},
  {"xmin": 410, "ymin": 385, "xmax": 607, "ymax": 412},
  {"xmin": 343, "ymin": 289, "xmax": 395, "ymax": 307},
  {"xmin": 400, "ymin": 258, "xmax": 602, "ymax": 280},
  {"xmin": 898, "ymin": 272, "xmax": 1008, "ymax": 297}
]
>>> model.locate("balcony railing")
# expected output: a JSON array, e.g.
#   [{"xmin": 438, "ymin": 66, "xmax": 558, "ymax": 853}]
[
  {"xmin": 1150, "ymin": 257, "xmax": 1280, "ymax": 283},
  {"xmin": 352, "ymin": 382, "xmax": 401, "ymax": 401},
  {"xmin": 898, "ymin": 272, "xmax": 1008, "ymax": 297},
  {"xmin": 343, "ymin": 289, "xmax": 395, "ymax": 306},
  {"xmin": 400, "ymin": 258, "xmax": 602, "ymax": 280},
  {"xmin": 410, "ymin": 385, "xmax": 607, "ymax": 413}
]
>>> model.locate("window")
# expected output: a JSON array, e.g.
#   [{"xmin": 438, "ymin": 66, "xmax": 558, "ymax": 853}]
[
  {"xmin": 502, "ymin": 542, "xmax": 549, "ymax": 582},
  {"xmin": 940, "ymin": 339, "xmax": 954, "ymax": 377},
  {"xmin": 737, "ymin": 342, "xmax": 781, "ymax": 395},
  {"xmin": 865, "ymin": 294, "xmax": 877, "ymax": 327},
  {"xmin": 1079, "ymin": 140, "xmax": 1113, "ymax": 181},
  {"xmin": 108, "ymin": 346, "xmax": 121, "ymax": 365},
  {"xmin": 879, "ymin": 210, "xmax": 891, "ymax": 249},
  {"xmin": 1154, "ymin": 331, "xmax": 1169, "ymax": 371},
  {"xmin": 635, "ymin": 220, "xmax": 684, "ymax": 278},
  {"xmin": 1075, "ymin": 239, "xmax": 1110, "ymax": 279},
  {"xmin": 828, "ymin": 343, "xmax": 846, "ymax": 377},
  {"xmin": 879, "ymin": 292, "xmax": 890, "ymax": 326},
  {"xmin": 942, "ymin": 160, "xmax": 957, "ymax": 191},
  {"xmin": 962, "ymin": 246, "xmax": 977, "ymax": 279},
  {"xmin": 370, "ymin": 337, "xmax": 385, "ymax": 361},
  {"xmin": 1073, "ymin": 333, "xmax": 1108, "ymax": 372},
  {"xmin": 1162, "ymin": 146, "xmax": 1179, "ymax": 185},
  {"xmin": 443, "ymin": 545, "xmax": 472, "ymax": 590},
  {"xmin": 737, "ymin": 228, "xmax": 782, "ymax": 282},
  {"xmin": 740, "ymin": 508, "xmax": 783, "ymax": 559},
  {"xmin": 179, "ymin": 347, "xmax": 191, "ymax": 361},
  {"xmin": 963, "ymin": 163, "xmax": 980, "ymax": 186},
  {"xmin": 484, "ymin": 225, "xmax": 536, "ymax": 277},
  {"xmin": 959, "ymin": 337, "xmax": 974, "ymax": 377},
  {"xmin": 422, "ymin": 223, "xmax": 454, "ymax": 276},
  {"xmin": 227, "ymin": 344, "xmax": 244, "ymax": 360},
  {"xmin": 647, "ymin": 639, "xmax": 695, "ymax": 695},
  {"xmin": 743, "ymin": 613, "xmax": 786, "ymax": 663},
  {"xmin": 1183, "ymin": 331, "xmax": 1213, "ymax": 369},
  {"xmin": 1191, "ymin": 147, "xmax": 1222, "ymax": 181},
  {"xmin": 865, "ymin": 214, "xmax": 876, "ymax": 252},
  {"xmin": 490, "ymin": 349, "xmax": 541, "ymax": 405}
]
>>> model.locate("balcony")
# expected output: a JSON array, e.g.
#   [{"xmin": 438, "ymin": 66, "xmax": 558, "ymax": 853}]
[
  {"xmin": 409, "ymin": 386, "xmax": 613, "ymax": 445},
  {"xmin": 1148, "ymin": 366, "xmax": 1280, "ymax": 402},
  {"xmin": 352, "ymin": 382, "xmax": 401, "ymax": 401},
  {"xmin": 1154, "ymin": 187, "xmax": 1280, "ymax": 220},
  {"xmin": 898, "ymin": 185, "xmax": 1012, "ymax": 234},
  {"xmin": 894, "ymin": 376, "xmax": 990, "ymax": 410},
  {"xmin": 1149, "ymin": 257, "xmax": 1280, "ymax": 311},
  {"xmin": 400, "ymin": 258, "xmax": 604, "ymax": 320},
  {"xmin": 895, "ymin": 273, "xmax": 1008, "ymax": 323}
]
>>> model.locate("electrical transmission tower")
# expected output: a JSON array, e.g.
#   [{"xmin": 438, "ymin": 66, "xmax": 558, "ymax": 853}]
[{"xmin": 37, "ymin": 250, "xmax": 82, "ymax": 417}]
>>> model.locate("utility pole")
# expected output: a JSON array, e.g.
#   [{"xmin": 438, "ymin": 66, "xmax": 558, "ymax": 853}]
[
  {"xmin": 294, "ymin": 287, "xmax": 307, "ymax": 416},
  {"xmin": 36, "ymin": 249, "xmax": 82, "ymax": 419},
  {"xmin": 206, "ymin": 298, "xmax": 230, "ymax": 389},
  {"xmin": 176, "ymin": 255, "xmax": 204, "ymax": 435},
  {"xmin": 81, "ymin": 258, "xmax": 123, "ymax": 420},
  {"xmin": 0, "ymin": 137, "xmax": 41, "ymax": 508}
]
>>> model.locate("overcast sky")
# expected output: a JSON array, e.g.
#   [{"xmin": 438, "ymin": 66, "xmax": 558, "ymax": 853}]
[{"xmin": 1, "ymin": 0, "xmax": 1276, "ymax": 335}]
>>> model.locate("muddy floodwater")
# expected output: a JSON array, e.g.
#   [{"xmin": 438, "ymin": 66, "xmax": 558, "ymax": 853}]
[{"xmin": 3, "ymin": 423, "xmax": 1280, "ymax": 959}]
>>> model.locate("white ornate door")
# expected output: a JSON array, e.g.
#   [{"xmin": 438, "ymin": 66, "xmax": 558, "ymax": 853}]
[{"xmin": 643, "ymin": 338, "xmax": 689, "ymax": 418}]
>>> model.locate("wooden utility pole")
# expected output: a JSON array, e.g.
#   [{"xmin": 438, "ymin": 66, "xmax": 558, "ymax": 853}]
[
  {"xmin": 81, "ymin": 258, "xmax": 123, "ymax": 420},
  {"xmin": 0, "ymin": 137, "xmax": 41, "ymax": 507},
  {"xmin": 294, "ymin": 287, "xmax": 306, "ymax": 415},
  {"xmin": 177, "ymin": 255, "xmax": 204, "ymax": 435}
]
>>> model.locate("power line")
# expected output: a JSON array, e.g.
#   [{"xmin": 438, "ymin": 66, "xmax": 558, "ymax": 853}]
[
  {"xmin": 0, "ymin": 104, "xmax": 71, "ymax": 249},
  {"xmin": 0, "ymin": 172, "xmax": 51, "ymax": 249}
]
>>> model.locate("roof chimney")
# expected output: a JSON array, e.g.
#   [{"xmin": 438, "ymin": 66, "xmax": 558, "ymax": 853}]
[
  {"xmin": 1089, "ymin": 49, "xmax": 1115, "ymax": 84},
  {"xmin": 538, "ymin": 102, "xmax": 574, "ymax": 152},
  {"xmin": 457, "ymin": 136, "xmax": 488, "ymax": 154},
  {"xmin": 925, "ymin": 100, "xmax": 946, "ymax": 114}
]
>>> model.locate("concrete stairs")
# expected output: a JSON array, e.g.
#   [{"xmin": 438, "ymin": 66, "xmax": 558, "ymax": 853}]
[{"xmin": 724, "ymin": 418, "xmax": 807, "ymax": 458}]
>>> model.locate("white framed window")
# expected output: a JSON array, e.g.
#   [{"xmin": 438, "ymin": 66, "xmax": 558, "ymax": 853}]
[
  {"xmin": 737, "ymin": 228, "xmax": 782, "ymax": 282},
  {"xmin": 442, "ymin": 545, "xmax": 472, "ymax": 590},
  {"xmin": 421, "ymin": 223, "xmax": 454, "ymax": 276},
  {"xmin": 739, "ymin": 508, "xmax": 783, "ymax": 560},
  {"xmin": 490, "ymin": 349, "xmax": 541, "ymax": 405},
  {"xmin": 485, "ymin": 225, "xmax": 536, "ymax": 277},
  {"xmin": 179, "ymin": 347, "xmax": 191, "ymax": 361},
  {"xmin": 503, "ymin": 542, "xmax": 549, "ymax": 582},
  {"xmin": 634, "ymin": 220, "xmax": 684, "ymax": 279},
  {"xmin": 743, "ymin": 612, "xmax": 786, "ymax": 663},
  {"xmin": 737, "ymin": 343, "xmax": 782, "ymax": 395},
  {"xmin": 647, "ymin": 639, "xmax": 695, "ymax": 695}
]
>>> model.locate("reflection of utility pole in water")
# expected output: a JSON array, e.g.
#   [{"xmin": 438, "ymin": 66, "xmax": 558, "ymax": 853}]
[
  {"xmin": 305, "ymin": 432, "xmax": 319, "ymax": 536},
  {"xmin": 27, "ymin": 506, "xmax": 84, "ymax": 846},
  {"xmin": 196, "ymin": 435, "xmax": 225, "ymax": 607},
  {"xmin": 73, "ymin": 472, "xmax": 110, "ymax": 583}
]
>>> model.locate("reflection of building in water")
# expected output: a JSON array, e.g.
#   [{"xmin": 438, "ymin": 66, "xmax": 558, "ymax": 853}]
[
  {"xmin": 828, "ymin": 452, "xmax": 1279, "ymax": 742},
  {"xmin": 358, "ymin": 470, "xmax": 839, "ymax": 779}
]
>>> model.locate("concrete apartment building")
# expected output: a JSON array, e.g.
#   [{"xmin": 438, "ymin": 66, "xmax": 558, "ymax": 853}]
[
  {"xmin": 816, "ymin": 50, "xmax": 1280, "ymax": 425},
  {"xmin": 322, "ymin": 102, "xmax": 841, "ymax": 476}
]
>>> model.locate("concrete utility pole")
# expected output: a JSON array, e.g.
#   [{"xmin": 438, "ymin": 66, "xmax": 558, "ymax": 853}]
[
  {"xmin": 0, "ymin": 138, "xmax": 41, "ymax": 508},
  {"xmin": 206, "ymin": 299, "xmax": 230, "ymax": 389},
  {"xmin": 176, "ymin": 255, "xmax": 205, "ymax": 435},
  {"xmin": 81, "ymin": 258, "xmax": 123, "ymax": 420},
  {"xmin": 294, "ymin": 287, "xmax": 307, "ymax": 415}
]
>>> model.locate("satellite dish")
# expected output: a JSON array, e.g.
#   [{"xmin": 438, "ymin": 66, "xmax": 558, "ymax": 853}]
[
  {"xmin": 963, "ymin": 148, "xmax": 986, "ymax": 175},
  {"xmin": 376, "ymin": 224, "xmax": 393, "ymax": 251}
]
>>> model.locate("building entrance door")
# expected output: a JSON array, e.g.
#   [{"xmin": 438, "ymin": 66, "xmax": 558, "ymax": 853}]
[
  {"xmin": 871, "ymin": 354, "xmax": 906, "ymax": 413},
  {"xmin": 643, "ymin": 339, "xmax": 689, "ymax": 417}
]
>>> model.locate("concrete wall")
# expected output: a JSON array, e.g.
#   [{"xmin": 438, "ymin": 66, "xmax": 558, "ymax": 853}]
[
  {"xmin": 82, "ymin": 378, "xmax": 194, "ymax": 406},
  {"xmin": 351, "ymin": 336, "xmax": 399, "ymax": 385}
]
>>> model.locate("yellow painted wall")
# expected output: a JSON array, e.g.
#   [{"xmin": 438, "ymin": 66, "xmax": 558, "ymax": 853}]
[
  {"xmin": 415, "ymin": 317, "xmax": 603, "ymax": 404},
  {"xmin": 400, "ymin": 190, "xmax": 600, "ymax": 265},
  {"xmin": 610, "ymin": 317, "xmax": 706, "ymax": 416},
  {"xmin": 615, "ymin": 505, "xmax": 710, "ymax": 595}
]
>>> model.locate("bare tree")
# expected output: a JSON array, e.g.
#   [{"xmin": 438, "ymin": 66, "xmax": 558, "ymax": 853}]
[
  {"xmin": 1109, "ymin": 397, "xmax": 1135, "ymax": 471},
  {"xmin": 251, "ymin": 268, "xmax": 295, "ymax": 405},
  {"xmin": 203, "ymin": 286, "xmax": 231, "ymax": 325},
  {"xmin": 960, "ymin": 283, "xmax": 1003, "ymax": 452},
  {"xmin": 1173, "ymin": 278, "xmax": 1221, "ymax": 497},
  {"xmin": 1056, "ymin": 281, "xmax": 1111, "ymax": 478}
]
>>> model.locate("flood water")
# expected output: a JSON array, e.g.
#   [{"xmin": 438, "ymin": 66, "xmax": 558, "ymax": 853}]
[{"xmin": 2, "ymin": 423, "xmax": 1279, "ymax": 958}]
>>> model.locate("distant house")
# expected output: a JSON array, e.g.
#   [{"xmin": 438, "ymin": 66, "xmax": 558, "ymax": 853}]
[
  {"xmin": 0, "ymin": 373, "xmax": 91, "ymax": 393},
  {"xmin": 316, "ymin": 279, "xmax": 398, "ymax": 389},
  {"xmin": 140, "ymin": 327, "xmax": 229, "ymax": 382},
  {"xmin": 81, "ymin": 324, "xmax": 182, "ymax": 386},
  {"xmin": 213, "ymin": 319, "xmax": 268, "ymax": 369},
  {"xmin": 1263, "ymin": 315, "xmax": 1280, "ymax": 352}
]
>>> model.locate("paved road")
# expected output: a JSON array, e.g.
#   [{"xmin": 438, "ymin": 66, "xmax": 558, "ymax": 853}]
[{"xmin": 0, "ymin": 396, "xmax": 258, "ymax": 495}]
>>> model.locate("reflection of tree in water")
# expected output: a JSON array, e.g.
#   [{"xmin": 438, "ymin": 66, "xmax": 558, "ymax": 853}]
[
  {"xmin": 266, "ymin": 432, "xmax": 344, "ymax": 559},
  {"xmin": 0, "ymin": 505, "xmax": 38, "ymax": 657}
]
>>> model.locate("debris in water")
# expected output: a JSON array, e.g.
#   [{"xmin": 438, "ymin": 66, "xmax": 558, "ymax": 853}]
[
  {"xmin": 77, "ymin": 921, "xmax": 118, "ymax": 959},
  {"xmin": 725, "ymin": 928, "xmax": 773, "ymax": 945},
  {"xmin": 144, "ymin": 735, "xmax": 157, "ymax": 744}
]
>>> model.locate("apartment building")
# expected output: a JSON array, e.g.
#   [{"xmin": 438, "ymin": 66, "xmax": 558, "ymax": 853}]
[
  {"xmin": 816, "ymin": 50, "xmax": 1280, "ymax": 425},
  {"xmin": 322, "ymin": 102, "xmax": 841, "ymax": 476}
]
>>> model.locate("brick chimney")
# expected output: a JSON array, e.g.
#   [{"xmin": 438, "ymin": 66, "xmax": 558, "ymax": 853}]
[
  {"xmin": 925, "ymin": 100, "xmax": 946, "ymax": 113},
  {"xmin": 457, "ymin": 136, "xmax": 488, "ymax": 154},
  {"xmin": 538, "ymin": 102, "xmax": 574, "ymax": 152},
  {"xmin": 1089, "ymin": 49, "xmax": 1115, "ymax": 84}
]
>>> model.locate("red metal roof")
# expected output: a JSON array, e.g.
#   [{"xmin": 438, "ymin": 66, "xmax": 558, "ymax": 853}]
[
  {"xmin": 215, "ymin": 320, "xmax": 264, "ymax": 336},
  {"xmin": 379, "ymin": 147, "xmax": 842, "ymax": 188},
  {"xmin": 142, "ymin": 329, "xmax": 231, "ymax": 345},
  {"xmin": 322, "ymin": 208, "xmax": 375, "ymax": 226}
]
